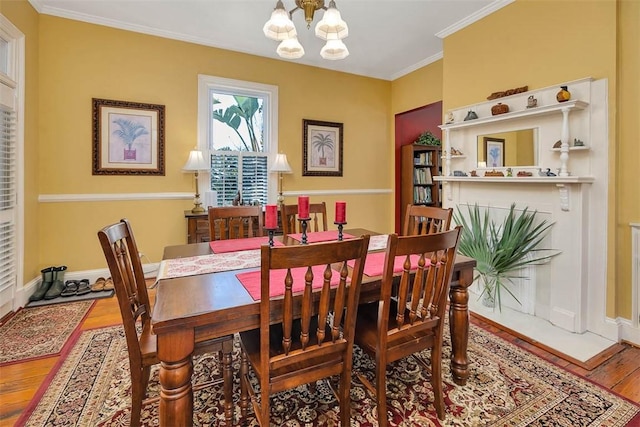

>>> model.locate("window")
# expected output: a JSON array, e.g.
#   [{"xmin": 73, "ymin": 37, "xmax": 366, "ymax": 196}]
[{"xmin": 198, "ymin": 75, "xmax": 278, "ymax": 207}]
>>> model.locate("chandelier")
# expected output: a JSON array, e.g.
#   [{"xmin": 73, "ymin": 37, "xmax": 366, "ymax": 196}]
[{"xmin": 263, "ymin": 0, "xmax": 349, "ymax": 60}]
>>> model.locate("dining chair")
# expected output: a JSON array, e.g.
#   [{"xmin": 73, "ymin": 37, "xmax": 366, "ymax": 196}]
[
  {"xmin": 97, "ymin": 219, "xmax": 235, "ymax": 427},
  {"xmin": 281, "ymin": 201, "xmax": 328, "ymax": 235},
  {"xmin": 239, "ymin": 234, "xmax": 370, "ymax": 426},
  {"xmin": 209, "ymin": 205, "xmax": 264, "ymax": 240},
  {"xmin": 402, "ymin": 204, "xmax": 453, "ymax": 236},
  {"xmin": 353, "ymin": 227, "xmax": 462, "ymax": 425}
]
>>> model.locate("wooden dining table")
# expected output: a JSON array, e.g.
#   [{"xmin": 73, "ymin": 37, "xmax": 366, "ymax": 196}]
[{"xmin": 151, "ymin": 229, "xmax": 476, "ymax": 426}]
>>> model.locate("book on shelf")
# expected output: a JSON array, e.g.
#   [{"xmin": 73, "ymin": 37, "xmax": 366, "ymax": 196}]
[
  {"xmin": 413, "ymin": 167, "xmax": 432, "ymax": 185},
  {"xmin": 414, "ymin": 152, "xmax": 433, "ymax": 166},
  {"xmin": 413, "ymin": 186, "xmax": 432, "ymax": 204}
]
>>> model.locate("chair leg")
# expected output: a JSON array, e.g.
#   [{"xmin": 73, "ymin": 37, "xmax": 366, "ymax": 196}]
[
  {"xmin": 240, "ymin": 350, "xmax": 249, "ymax": 422},
  {"xmin": 431, "ymin": 342, "xmax": 446, "ymax": 420},
  {"xmin": 222, "ymin": 339, "xmax": 234, "ymax": 425},
  {"xmin": 130, "ymin": 367, "xmax": 146, "ymax": 427},
  {"xmin": 339, "ymin": 371, "xmax": 351, "ymax": 427},
  {"xmin": 375, "ymin": 360, "xmax": 388, "ymax": 427}
]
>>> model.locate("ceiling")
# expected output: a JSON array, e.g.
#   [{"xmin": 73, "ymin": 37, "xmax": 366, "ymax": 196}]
[{"xmin": 28, "ymin": 0, "xmax": 512, "ymax": 81}]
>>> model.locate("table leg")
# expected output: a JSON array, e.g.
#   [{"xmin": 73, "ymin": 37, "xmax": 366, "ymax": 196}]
[
  {"xmin": 449, "ymin": 266, "xmax": 473, "ymax": 386},
  {"xmin": 157, "ymin": 330, "xmax": 195, "ymax": 427},
  {"xmin": 222, "ymin": 340, "xmax": 234, "ymax": 425}
]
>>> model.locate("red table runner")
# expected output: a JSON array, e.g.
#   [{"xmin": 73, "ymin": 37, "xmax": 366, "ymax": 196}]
[
  {"xmin": 237, "ymin": 265, "xmax": 342, "ymax": 301},
  {"xmin": 349, "ymin": 252, "xmax": 429, "ymax": 277},
  {"xmin": 287, "ymin": 230, "xmax": 354, "ymax": 244},
  {"xmin": 209, "ymin": 236, "xmax": 283, "ymax": 253}
]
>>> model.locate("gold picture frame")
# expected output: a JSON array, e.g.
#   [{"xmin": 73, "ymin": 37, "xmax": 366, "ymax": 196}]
[{"xmin": 92, "ymin": 98, "xmax": 165, "ymax": 175}]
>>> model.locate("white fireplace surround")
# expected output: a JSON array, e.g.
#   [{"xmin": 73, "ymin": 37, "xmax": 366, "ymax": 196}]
[{"xmin": 437, "ymin": 78, "xmax": 620, "ymax": 344}]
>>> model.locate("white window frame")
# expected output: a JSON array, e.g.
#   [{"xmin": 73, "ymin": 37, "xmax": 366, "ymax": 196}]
[
  {"xmin": 197, "ymin": 75, "xmax": 279, "ymax": 205},
  {"xmin": 0, "ymin": 14, "xmax": 24, "ymax": 313}
]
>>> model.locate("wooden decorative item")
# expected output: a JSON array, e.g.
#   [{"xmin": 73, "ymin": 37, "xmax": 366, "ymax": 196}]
[
  {"xmin": 484, "ymin": 170, "xmax": 505, "ymax": 177},
  {"xmin": 491, "ymin": 103, "xmax": 509, "ymax": 115},
  {"xmin": 486, "ymin": 86, "xmax": 528, "ymax": 100},
  {"xmin": 517, "ymin": 171, "xmax": 533, "ymax": 177}
]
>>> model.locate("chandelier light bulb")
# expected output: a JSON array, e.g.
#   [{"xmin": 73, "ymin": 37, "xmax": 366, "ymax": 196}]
[{"xmin": 315, "ymin": 0, "xmax": 348, "ymax": 40}]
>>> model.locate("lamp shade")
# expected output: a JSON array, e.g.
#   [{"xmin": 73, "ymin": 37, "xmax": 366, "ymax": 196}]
[
  {"xmin": 315, "ymin": 1, "xmax": 348, "ymax": 40},
  {"xmin": 320, "ymin": 38, "xmax": 349, "ymax": 60},
  {"xmin": 271, "ymin": 153, "xmax": 292, "ymax": 173},
  {"xmin": 263, "ymin": 0, "xmax": 297, "ymax": 41},
  {"xmin": 182, "ymin": 149, "xmax": 209, "ymax": 171},
  {"xmin": 277, "ymin": 37, "xmax": 305, "ymax": 59}
]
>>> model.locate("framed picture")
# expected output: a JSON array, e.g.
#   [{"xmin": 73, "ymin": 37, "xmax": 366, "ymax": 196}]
[
  {"xmin": 92, "ymin": 98, "xmax": 165, "ymax": 175},
  {"xmin": 303, "ymin": 119, "xmax": 343, "ymax": 177},
  {"xmin": 484, "ymin": 137, "xmax": 505, "ymax": 168}
]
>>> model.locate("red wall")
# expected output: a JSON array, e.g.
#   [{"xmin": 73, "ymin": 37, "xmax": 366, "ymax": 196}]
[{"xmin": 394, "ymin": 101, "xmax": 442, "ymax": 233}]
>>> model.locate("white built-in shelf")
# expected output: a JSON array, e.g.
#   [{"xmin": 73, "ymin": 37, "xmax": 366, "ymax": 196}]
[
  {"xmin": 434, "ymin": 176, "xmax": 594, "ymax": 184},
  {"xmin": 442, "ymin": 155, "xmax": 467, "ymax": 159},
  {"xmin": 440, "ymin": 100, "xmax": 589, "ymax": 131},
  {"xmin": 551, "ymin": 145, "xmax": 590, "ymax": 152}
]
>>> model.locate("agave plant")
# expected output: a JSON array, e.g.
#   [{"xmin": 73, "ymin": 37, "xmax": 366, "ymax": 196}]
[{"xmin": 453, "ymin": 203, "xmax": 559, "ymax": 311}]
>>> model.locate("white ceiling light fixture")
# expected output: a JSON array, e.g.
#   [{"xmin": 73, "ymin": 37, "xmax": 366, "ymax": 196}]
[{"xmin": 264, "ymin": 0, "xmax": 349, "ymax": 60}]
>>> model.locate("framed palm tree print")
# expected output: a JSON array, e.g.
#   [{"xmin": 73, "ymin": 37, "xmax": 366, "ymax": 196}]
[
  {"xmin": 92, "ymin": 98, "xmax": 165, "ymax": 175},
  {"xmin": 302, "ymin": 119, "xmax": 343, "ymax": 176}
]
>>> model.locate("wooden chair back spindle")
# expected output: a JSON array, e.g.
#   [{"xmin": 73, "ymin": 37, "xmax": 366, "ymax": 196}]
[
  {"xmin": 402, "ymin": 205, "xmax": 453, "ymax": 236},
  {"xmin": 208, "ymin": 205, "xmax": 264, "ymax": 240},
  {"xmin": 281, "ymin": 202, "xmax": 328, "ymax": 235}
]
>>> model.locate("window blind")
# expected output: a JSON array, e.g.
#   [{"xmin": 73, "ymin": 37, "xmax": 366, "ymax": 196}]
[{"xmin": 0, "ymin": 105, "xmax": 16, "ymax": 291}]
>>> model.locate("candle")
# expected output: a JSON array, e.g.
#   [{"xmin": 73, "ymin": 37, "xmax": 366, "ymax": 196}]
[
  {"xmin": 265, "ymin": 204, "xmax": 278, "ymax": 229},
  {"xmin": 298, "ymin": 196, "xmax": 309, "ymax": 219},
  {"xmin": 335, "ymin": 201, "xmax": 346, "ymax": 223}
]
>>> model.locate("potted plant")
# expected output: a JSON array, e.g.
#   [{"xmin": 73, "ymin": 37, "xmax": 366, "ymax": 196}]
[
  {"xmin": 453, "ymin": 203, "xmax": 559, "ymax": 310},
  {"xmin": 414, "ymin": 131, "xmax": 441, "ymax": 146},
  {"xmin": 112, "ymin": 118, "xmax": 149, "ymax": 161}
]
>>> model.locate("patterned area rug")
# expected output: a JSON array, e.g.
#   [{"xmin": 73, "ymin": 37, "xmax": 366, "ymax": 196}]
[
  {"xmin": 0, "ymin": 301, "xmax": 94, "ymax": 365},
  {"xmin": 18, "ymin": 323, "xmax": 640, "ymax": 426}
]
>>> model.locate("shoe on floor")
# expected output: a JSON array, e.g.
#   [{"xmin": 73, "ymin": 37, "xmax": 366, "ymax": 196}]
[
  {"xmin": 44, "ymin": 265, "xmax": 67, "ymax": 300},
  {"xmin": 90, "ymin": 277, "xmax": 106, "ymax": 292},
  {"xmin": 29, "ymin": 266, "xmax": 55, "ymax": 302},
  {"xmin": 60, "ymin": 280, "xmax": 79, "ymax": 297},
  {"xmin": 103, "ymin": 277, "xmax": 114, "ymax": 291},
  {"xmin": 76, "ymin": 279, "xmax": 91, "ymax": 296}
]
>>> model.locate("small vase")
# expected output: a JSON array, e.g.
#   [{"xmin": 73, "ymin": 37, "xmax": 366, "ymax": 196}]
[{"xmin": 556, "ymin": 85, "xmax": 571, "ymax": 103}]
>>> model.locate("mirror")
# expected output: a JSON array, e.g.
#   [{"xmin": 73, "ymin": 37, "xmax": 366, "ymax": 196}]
[{"xmin": 477, "ymin": 129, "xmax": 538, "ymax": 168}]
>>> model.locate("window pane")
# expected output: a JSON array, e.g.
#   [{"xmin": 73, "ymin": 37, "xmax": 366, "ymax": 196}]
[
  {"xmin": 211, "ymin": 93, "xmax": 264, "ymax": 152},
  {"xmin": 210, "ymin": 153, "xmax": 238, "ymax": 206},
  {"xmin": 241, "ymin": 154, "xmax": 268, "ymax": 205}
]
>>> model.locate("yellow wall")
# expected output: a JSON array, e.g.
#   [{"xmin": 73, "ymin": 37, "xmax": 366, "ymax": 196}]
[
  {"xmin": 616, "ymin": 0, "xmax": 640, "ymax": 317},
  {"xmin": 0, "ymin": 1, "xmax": 40, "ymax": 281}
]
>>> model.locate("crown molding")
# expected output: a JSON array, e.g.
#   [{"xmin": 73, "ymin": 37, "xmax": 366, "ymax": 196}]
[
  {"xmin": 436, "ymin": 0, "xmax": 515, "ymax": 39},
  {"xmin": 390, "ymin": 52, "xmax": 443, "ymax": 81}
]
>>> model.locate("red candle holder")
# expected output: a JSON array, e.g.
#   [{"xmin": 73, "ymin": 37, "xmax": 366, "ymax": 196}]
[
  {"xmin": 298, "ymin": 217, "xmax": 311, "ymax": 244},
  {"xmin": 265, "ymin": 227, "xmax": 277, "ymax": 247}
]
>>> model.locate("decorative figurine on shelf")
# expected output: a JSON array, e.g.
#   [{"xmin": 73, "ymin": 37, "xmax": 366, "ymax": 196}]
[
  {"xmin": 464, "ymin": 110, "xmax": 478, "ymax": 121},
  {"xmin": 556, "ymin": 85, "xmax": 571, "ymax": 103},
  {"xmin": 574, "ymin": 138, "xmax": 585, "ymax": 146},
  {"xmin": 491, "ymin": 102, "xmax": 509, "ymax": 116},
  {"xmin": 484, "ymin": 169, "xmax": 505, "ymax": 177},
  {"xmin": 470, "ymin": 170, "xmax": 478, "ymax": 177},
  {"xmin": 538, "ymin": 168, "xmax": 547, "ymax": 177},
  {"xmin": 545, "ymin": 168, "xmax": 557, "ymax": 177},
  {"xmin": 506, "ymin": 168, "xmax": 513, "ymax": 177},
  {"xmin": 526, "ymin": 95, "xmax": 538, "ymax": 109},
  {"xmin": 517, "ymin": 170, "xmax": 533, "ymax": 177},
  {"xmin": 553, "ymin": 140, "xmax": 562, "ymax": 149},
  {"xmin": 450, "ymin": 147, "xmax": 464, "ymax": 156},
  {"xmin": 445, "ymin": 111, "xmax": 454, "ymax": 124},
  {"xmin": 453, "ymin": 170, "xmax": 468, "ymax": 176}
]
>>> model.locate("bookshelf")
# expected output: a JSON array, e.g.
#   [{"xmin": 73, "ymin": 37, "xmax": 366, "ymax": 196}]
[{"xmin": 401, "ymin": 144, "xmax": 441, "ymax": 217}]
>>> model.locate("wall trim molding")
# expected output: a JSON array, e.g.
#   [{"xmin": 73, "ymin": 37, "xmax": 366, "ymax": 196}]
[
  {"xmin": 436, "ymin": 0, "xmax": 516, "ymax": 39},
  {"xmin": 38, "ymin": 189, "xmax": 392, "ymax": 203},
  {"xmin": 39, "ymin": 193, "xmax": 194, "ymax": 202}
]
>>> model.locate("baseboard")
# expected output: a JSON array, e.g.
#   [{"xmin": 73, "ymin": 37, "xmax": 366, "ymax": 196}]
[{"xmin": 617, "ymin": 317, "xmax": 640, "ymax": 347}]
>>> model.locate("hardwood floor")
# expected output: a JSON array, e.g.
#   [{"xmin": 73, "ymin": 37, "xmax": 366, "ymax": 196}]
[{"xmin": 1, "ymin": 292, "xmax": 639, "ymax": 426}]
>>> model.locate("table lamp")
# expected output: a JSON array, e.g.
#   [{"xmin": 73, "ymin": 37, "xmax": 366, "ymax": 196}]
[
  {"xmin": 270, "ymin": 153, "xmax": 292, "ymax": 205},
  {"xmin": 183, "ymin": 149, "xmax": 209, "ymax": 214}
]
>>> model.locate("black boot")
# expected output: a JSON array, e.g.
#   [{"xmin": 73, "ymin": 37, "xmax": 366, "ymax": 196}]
[
  {"xmin": 44, "ymin": 265, "xmax": 67, "ymax": 300},
  {"xmin": 29, "ymin": 267, "xmax": 55, "ymax": 302}
]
